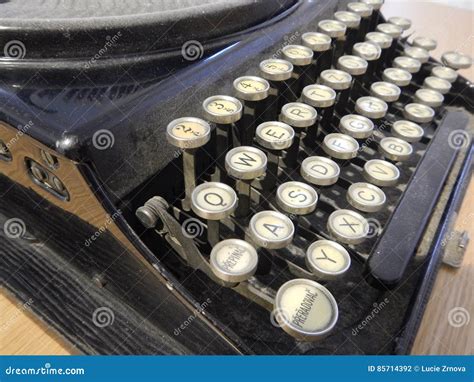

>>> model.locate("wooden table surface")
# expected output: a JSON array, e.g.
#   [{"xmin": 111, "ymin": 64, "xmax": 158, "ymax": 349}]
[{"xmin": 0, "ymin": 1, "xmax": 473, "ymax": 355}]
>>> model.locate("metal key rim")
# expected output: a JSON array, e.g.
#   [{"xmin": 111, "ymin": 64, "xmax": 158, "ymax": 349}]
[
  {"xmin": 274, "ymin": 278, "xmax": 339, "ymax": 341},
  {"xmin": 347, "ymin": 182, "xmax": 387, "ymax": 212},
  {"xmin": 282, "ymin": 44, "xmax": 314, "ymax": 66},
  {"xmin": 306, "ymin": 239, "xmax": 351, "ymax": 279},
  {"xmin": 276, "ymin": 181, "xmax": 318, "ymax": 215},
  {"xmin": 323, "ymin": 133, "xmax": 359, "ymax": 160},
  {"xmin": 166, "ymin": 117, "xmax": 211, "ymax": 149},
  {"xmin": 363, "ymin": 159, "xmax": 400, "ymax": 187},
  {"xmin": 255, "ymin": 121, "xmax": 295, "ymax": 150},
  {"xmin": 225, "ymin": 146, "xmax": 268, "ymax": 180},
  {"xmin": 392, "ymin": 120, "xmax": 424, "ymax": 143},
  {"xmin": 202, "ymin": 95, "xmax": 243, "ymax": 124},
  {"xmin": 339, "ymin": 114, "xmax": 374, "ymax": 139},
  {"xmin": 259, "ymin": 58, "xmax": 294, "ymax": 81},
  {"xmin": 233, "ymin": 76, "xmax": 270, "ymax": 101},
  {"xmin": 301, "ymin": 156, "xmax": 340, "ymax": 186},
  {"xmin": 327, "ymin": 209, "xmax": 369, "ymax": 245},
  {"xmin": 379, "ymin": 136, "xmax": 413, "ymax": 161},
  {"xmin": 302, "ymin": 84, "xmax": 337, "ymax": 108},
  {"xmin": 191, "ymin": 182, "xmax": 238, "ymax": 220},
  {"xmin": 280, "ymin": 102, "xmax": 318, "ymax": 128},
  {"xmin": 301, "ymin": 32, "xmax": 332, "ymax": 52},
  {"xmin": 248, "ymin": 210, "xmax": 295, "ymax": 249}
]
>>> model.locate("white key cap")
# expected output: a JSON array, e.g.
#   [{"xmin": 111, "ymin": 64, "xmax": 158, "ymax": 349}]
[
  {"xmin": 301, "ymin": 156, "xmax": 340, "ymax": 186},
  {"xmin": 404, "ymin": 46, "xmax": 429, "ymax": 63},
  {"xmin": 365, "ymin": 31, "xmax": 392, "ymax": 49},
  {"xmin": 441, "ymin": 51, "xmax": 472, "ymax": 70},
  {"xmin": 370, "ymin": 81, "xmax": 401, "ymax": 103},
  {"xmin": 233, "ymin": 76, "xmax": 270, "ymax": 101},
  {"xmin": 347, "ymin": 182, "xmax": 386, "ymax": 212},
  {"xmin": 255, "ymin": 121, "xmax": 294, "ymax": 150},
  {"xmin": 318, "ymin": 19, "xmax": 347, "ymax": 38},
  {"xmin": 301, "ymin": 32, "xmax": 332, "ymax": 52},
  {"xmin": 276, "ymin": 181, "xmax": 318, "ymax": 215},
  {"xmin": 248, "ymin": 210, "xmax": 294, "ymax": 249},
  {"xmin": 431, "ymin": 66, "xmax": 458, "ymax": 83},
  {"xmin": 403, "ymin": 103, "xmax": 435, "ymax": 123},
  {"xmin": 337, "ymin": 55, "xmax": 368, "ymax": 76},
  {"xmin": 210, "ymin": 239, "xmax": 258, "ymax": 283},
  {"xmin": 393, "ymin": 56, "xmax": 421, "ymax": 74},
  {"xmin": 382, "ymin": 67, "xmax": 412, "ymax": 87},
  {"xmin": 282, "ymin": 44, "xmax": 314, "ymax": 66},
  {"xmin": 355, "ymin": 96, "xmax": 388, "ymax": 119},
  {"xmin": 323, "ymin": 133, "xmax": 359, "ymax": 159},
  {"xmin": 423, "ymin": 76, "xmax": 452, "ymax": 94},
  {"xmin": 363, "ymin": 159, "xmax": 400, "ymax": 187},
  {"xmin": 339, "ymin": 114, "xmax": 374, "ymax": 139},
  {"xmin": 387, "ymin": 16, "xmax": 411, "ymax": 31},
  {"xmin": 202, "ymin": 95, "xmax": 243, "ymax": 124},
  {"xmin": 191, "ymin": 182, "xmax": 238, "ymax": 220},
  {"xmin": 306, "ymin": 240, "xmax": 351, "ymax": 279},
  {"xmin": 274, "ymin": 279, "xmax": 338, "ymax": 341},
  {"xmin": 379, "ymin": 136, "xmax": 413, "ymax": 161},
  {"xmin": 320, "ymin": 69, "xmax": 352, "ymax": 90},
  {"xmin": 302, "ymin": 84, "xmax": 336, "ymax": 108},
  {"xmin": 413, "ymin": 36, "xmax": 437, "ymax": 51},
  {"xmin": 392, "ymin": 120, "xmax": 424, "ymax": 143},
  {"xmin": 225, "ymin": 146, "xmax": 267, "ymax": 180},
  {"xmin": 414, "ymin": 88, "xmax": 444, "ymax": 108},
  {"xmin": 327, "ymin": 209, "xmax": 369, "ymax": 245},
  {"xmin": 259, "ymin": 59, "xmax": 293, "ymax": 81},
  {"xmin": 353, "ymin": 42, "xmax": 382, "ymax": 61}
]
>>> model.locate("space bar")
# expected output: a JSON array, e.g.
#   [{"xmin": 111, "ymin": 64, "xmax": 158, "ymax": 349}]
[{"xmin": 365, "ymin": 111, "xmax": 470, "ymax": 289}]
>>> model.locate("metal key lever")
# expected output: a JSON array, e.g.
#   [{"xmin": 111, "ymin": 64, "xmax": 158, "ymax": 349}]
[{"xmin": 136, "ymin": 196, "xmax": 235, "ymax": 287}]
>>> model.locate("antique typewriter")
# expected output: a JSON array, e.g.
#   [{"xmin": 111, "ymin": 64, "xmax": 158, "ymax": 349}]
[{"xmin": 0, "ymin": 0, "xmax": 472, "ymax": 355}]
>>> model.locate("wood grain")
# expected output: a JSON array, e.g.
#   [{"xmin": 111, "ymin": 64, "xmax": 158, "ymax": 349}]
[{"xmin": 1, "ymin": 0, "xmax": 473, "ymax": 355}]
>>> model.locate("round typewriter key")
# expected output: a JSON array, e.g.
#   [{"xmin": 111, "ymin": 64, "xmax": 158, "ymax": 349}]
[
  {"xmin": 282, "ymin": 44, "xmax": 314, "ymax": 67},
  {"xmin": 203, "ymin": 95, "xmax": 243, "ymax": 181},
  {"xmin": 302, "ymin": 84, "xmax": 337, "ymax": 108},
  {"xmin": 210, "ymin": 239, "xmax": 258, "ymax": 283},
  {"xmin": 233, "ymin": 76, "xmax": 270, "ymax": 102},
  {"xmin": 339, "ymin": 114, "xmax": 374, "ymax": 139},
  {"xmin": 166, "ymin": 117, "xmax": 211, "ymax": 149},
  {"xmin": 382, "ymin": 67, "xmax": 412, "ymax": 87},
  {"xmin": 226, "ymin": 146, "xmax": 267, "ymax": 217},
  {"xmin": 355, "ymin": 96, "xmax": 388, "ymax": 119},
  {"xmin": 327, "ymin": 209, "xmax": 369, "ymax": 245},
  {"xmin": 301, "ymin": 156, "xmax": 340, "ymax": 186},
  {"xmin": 376, "ymin": 23, "xmax": 402, "ymax": 63},
  {"xmin": 360, "ymin": 0, "xmax": 383, "ymax": 10},
  {"xmin": 413, "ymin": 36, "xmax": 437, "ymax": 51},
  {"xmin": 274, "ymin": 278, "xmax": 338, "ymax": 341},
  {"xmin": 347, "ymin": 2, "xmax": 373, "ymax": 18},
  {"xmin": 302, "ymin": 32, "xmax": 332, "ymax": 52},
  {"xmin": 347, "ymin": 182, "xmax": 386, "ymax": 212},
  {"xmin": 167, "ymin": 117, "xmax": 211, "ymax": 210},
  {"xmin": 379, "ymin": 136, "xmax": 413, "ymax": 161},
  {"xmin": 335, "ymin": 11, "xmax": 361, "ymax": 29},
  {"xmin": 259, "ymin": 58, "xmax": 294, "ymax": 82},
  {"xmin": 393, "ymin": 56, "xmax": 421, "ymax": 74},
  {"xmin": 442, "ymin": 51, "xmax": 472, "ymax": 70},
  {"xmin": 353, "ymin": 41, "xmax": 382, "ymax": 61},
  {"xmin": 365, "ymin": 32, "xmax": 392, "ymax": 49},
  {"xmin": 404, "ymin": 46, "xmax": 429, "ymax": 64},
  {"xmin": 414, "ymin": 88, "xmax": 444, "ymax": 108},
  {"xmin": 403, "ymin": 103, "xmax": 435, "ymax": 123},
  {"xmin": 248, "ymin": 210, "xmax": 294, "ymax": 249},
  {"xmin": 306, "ymin": 240, "xmax": 351, "ymax": 280},
  {"xmin": 363, "ymin": 159, "xmax": 400, "ymax": 187},
  {"xmin": 255, "ymin": 121, "xmax": 294, "ymax": 189},
  {"xmin": 376, "ymin": 23, "xmax": 402, "ymax": 39},
  {"xmin": 259, "ymin": 58, "xmax": 294, "ymax": 120},
  {"xmin": 302, "ymin": 32, "xmax": 333, "ymax": 79},
  {"xmin": 202, "ymin": 95, "xmax": 243, "ymax": 124},
  {"xmin": 388, "ymin": 16, "xmax": 411, "ymax": 31},
  {"xmin": 318, "ymin": 19, "xmax": 347, "ymax": 65},
  {"xmin": 280, "ymin": 102, "xmax": 318, "ymax": 128},
  {"xmin": 320, "ymin": 69, "xmax": 352, "ymax": 114},
  {"xmin": 280, "ymin": 102, "xmax": 317, "ymax": 167},
  {"xmin": 335, "ymin": 11, "xmax": 361, "ymax": 54},
  {"xmin": 392, "ymin": 120, "xmax": 424, "ymax": 143},
  {"xmin": 233, "ymin": 76, "xmax": 270, "ymax": 145},
  {"xmin": 318, "ymin": 19, "xmax": 347, "ymax": 38},
  {"xmin": 320, "ymin": 69, "xmax": 352, "ymax": 90},
  {"xmin": 323, "ymin": 133, "xmax": 359, "ymax": 160},
  {"xmin": 191, "ymin": 182, "xmax": 238, "ymax": 245},
  {"xmin": 431, "ymin": 65, "xmax": 458, "ymax": 83},
  {"xmin": 255, "ymin": 121, "xmax": 294, "ymax": 150},
  {"xmin": 301, "ymin": 84, "xmax": 336, "ymax": 143},
  {"xmin": 352, "ymin": 42, "xmax": 381, "ymax": 86},
  {"xmin": 347, "ymin": 2, "xmax": 372, "ymax": 41},
  {"xmin": 225, "ymin": 146, "xmax": 267, "ymax": 181},
  {"xmin": 337, "ymin": 55, "xmax": 368, "ymax": 76},
  {"xmin": 370, "ymin": 81, "xmax": 401, "ymax": 103},
  {"xmin": 276, "ymin": 181, "xmax": 318, "ymax": 215},
  {"xmin": 423, "ymin": 76, "xmax": 452, "ymax": 95}
]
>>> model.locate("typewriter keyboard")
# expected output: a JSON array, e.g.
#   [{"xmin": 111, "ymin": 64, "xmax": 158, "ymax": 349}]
[{"xmin": 135, "ymin": 1, "xmax": 472, "ymax": 346}]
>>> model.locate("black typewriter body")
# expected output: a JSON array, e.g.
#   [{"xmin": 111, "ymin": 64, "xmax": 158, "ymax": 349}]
[{"xmin": 0, "ymin": 0, "xmax": 472, "ymax": 355}]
